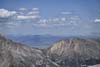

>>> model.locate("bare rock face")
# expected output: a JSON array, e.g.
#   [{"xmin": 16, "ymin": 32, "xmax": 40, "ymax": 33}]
[
  {"xmin": 0, "ymin": 35, "xmax": 44, "ymax": 67},
  {"xmin": 47, "ymin": 38, "xmax": 100, "ymax": 67}
]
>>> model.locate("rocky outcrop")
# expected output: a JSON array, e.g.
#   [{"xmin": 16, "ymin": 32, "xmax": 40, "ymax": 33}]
[
  {"xmin": 47, "ymin": 38, "xmax": 100, "ymax": 67},
  {"xmin": 0, "ymin": 35, "xmax": 44, "ymax": 67}
]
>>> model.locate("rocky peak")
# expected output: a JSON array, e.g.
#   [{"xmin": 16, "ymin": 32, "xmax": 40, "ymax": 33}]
[{"xmin": 47, "ymin": 38, "xmax": 100, "ymax": 66}]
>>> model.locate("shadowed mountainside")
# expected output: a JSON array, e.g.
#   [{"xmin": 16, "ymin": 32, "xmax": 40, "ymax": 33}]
[{"xmin": 0, "ymin": 34, "xmax": 44, "ymax": 67}]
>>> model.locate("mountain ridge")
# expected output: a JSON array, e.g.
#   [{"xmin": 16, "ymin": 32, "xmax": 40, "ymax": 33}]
[
  {"xmin": 5, "ymin": 34, "xmax": 100, "ymax": 48},
  {"xmin": 0, "ymin": 34, "xmax": 45, "ymax": 67},
  {"xmin": 47, "ymin": 38, "xmax": 100, "ymax": 67},
  {"xmin": 0, "ymin": 34, "xmax": 100, "ymax": 67}
]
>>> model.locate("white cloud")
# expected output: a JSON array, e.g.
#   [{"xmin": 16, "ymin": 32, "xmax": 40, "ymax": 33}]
[
  {"xmin": 17, "ymin": 15, "xmax": 39, "ymax": 20},
  {"xmin": 52, "ymin": 18, "xmax": 60, "ymax": 22},
  {"xmin": 19, "ymin": 8, "xmax": 27, "ymax": 11},
  {"xmin": 61, "ymin": 17, "xmax": 66, "ymax": 21},
  {"xmin": 94, "ymin": 19, "xmax": 100, "ymax": 22},
  {"xmin": 37, "ymin": 14, "xmax": 81, "ymax": 27},
  {"xmin": 0, "ymin": 9, "xmax": 16, "ymax": 18},
  {"xmin": 28, "ymin": 11, "xmax": 40, "ymax": 15},
  {"xmin": 69, "ymin": 16, "xmax": 80, "ymax": 20},
  {"xmin": 61, "ymin": 12, "xmax": 72, "ymax": 15},
  {"xmin": 17, "ymin": 8, "xmax": 40, "ymax": 20},
  {"xmin": 0, "ymin": 8, "xmax": 81, "ymax": 28},
  {"xmin": 0, "ymin": 8, "xmax": 40, "ymax": 24},
  {"xmin": 38, "ymin": 18, "xmax": 66, "ymax": 26},
  {"xmin": 32, "ymin": 8, "xmax": 39, "ymax": 11}
]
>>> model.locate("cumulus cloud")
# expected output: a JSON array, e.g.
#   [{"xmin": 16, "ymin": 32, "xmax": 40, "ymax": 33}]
[
  {"xmin": 19, "ymin": 8, "xmax": 27, "ymax": 11},
  {"xmin": 94, "ymin": 19, "xmax": 100, "ymax": 22},
  {"xmin": 17, "ymin": 15, "xmax": 39, "ymax": 20},
  {"xmin": 0, "ymin": 9, "xmax": 17, "ymax": 23},
  {"xmin": 69, "ymin": 16, "xmax": 80, "ymax": 20},
  {"xmin": 17, "ymin": 8, "xmax": 40, "ymax": 20},
  {"xmin": 0, "ymin": 8, "xmax": 41, "ymax": 27},
  {"xmin": 32, "ymin": 8, "xmax": 39, "ymax": 11},
  {"xmin": 0, "ymin": 9, "xmax": 16, "ymax": 18},
  {"xmin": 27, "ymin": 11, "xmax": 40, "ymax": 15},
  {"xmin": 0, "ymin": 8, "xmax": 81, "ymax": 27},
  {"xmin": 39, "ymin": 16, "xmax": 81, "ymax": 26},
  {"xmin": 61, "ymin": 17, "xmax": 66, "ymax": 21},
  {"xmin": 38, "ymin": 15, "xmax": 81, "ymax": 27},
  {"xmin": 61, "ymin": 11, "xmax": 72, "ymax": 15}
]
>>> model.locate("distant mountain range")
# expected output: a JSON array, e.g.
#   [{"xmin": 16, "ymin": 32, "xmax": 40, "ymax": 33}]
[
  {"xmin": 6, "ymin": 35, "xmax": 66, "ymax": 48},
  {"xmin": 6, "ymin": 34, "xmax": 100, "ymax": 48}
]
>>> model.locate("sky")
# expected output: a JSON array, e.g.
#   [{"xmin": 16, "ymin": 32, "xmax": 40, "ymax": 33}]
[{"xmin": 0, "ymin": 0, "xmax": 100, "ymax": 36}]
